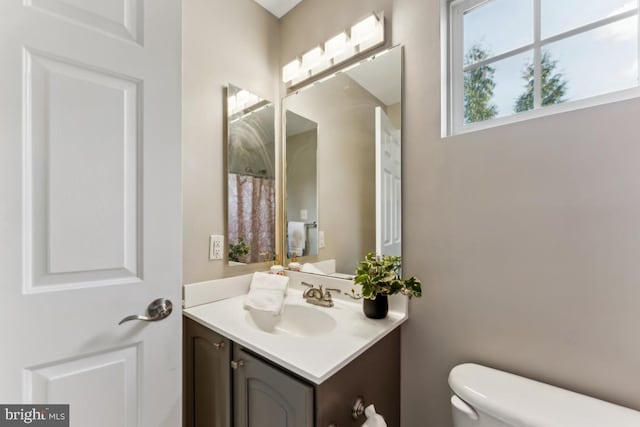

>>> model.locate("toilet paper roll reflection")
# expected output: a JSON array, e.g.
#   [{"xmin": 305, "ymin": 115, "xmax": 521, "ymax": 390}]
[{"xmin": 361, "ymin": 404, "xmax": 387, "ymax": 427}]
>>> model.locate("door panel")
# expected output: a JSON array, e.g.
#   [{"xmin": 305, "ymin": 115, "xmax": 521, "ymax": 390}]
[
  {"xmin": 27, "ymin": 345, "xmax": 139, "ymax": 426},
  {"xmin": 25, "ymin": 0, "xmax": 143, "ymax": 43},
  {"xmin": 0, "ymin": 1, "xmax": 182, "ymax": 426},
  {"xmin": 375, "ymin": 107, "xmax": 402, "ymax": 257},
  {"xmin": 25, "ymin": 49, "xmax": 141, "ymax": 290}
]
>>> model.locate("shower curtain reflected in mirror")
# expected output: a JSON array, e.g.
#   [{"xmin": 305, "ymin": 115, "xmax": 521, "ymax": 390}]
[{"xmin": 227, "ymin": 173, "xmax": 275, "ymax": 264}]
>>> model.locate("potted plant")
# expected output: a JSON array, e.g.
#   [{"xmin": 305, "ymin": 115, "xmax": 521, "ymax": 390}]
[
  {"xmin": 353, "ymin": 252, "xmax": 422, "ymax": 319},
  {"xmin": 229, "ymin": 237, "xmax": 250, "ymax": 262}
]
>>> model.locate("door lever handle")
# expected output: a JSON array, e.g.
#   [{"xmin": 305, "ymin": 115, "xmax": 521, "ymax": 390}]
[{"xmin": 119, "ymin": 298, "xmax": 173, "ymax": 325}]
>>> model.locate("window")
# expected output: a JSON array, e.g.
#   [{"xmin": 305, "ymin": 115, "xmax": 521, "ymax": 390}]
[{"xmin": 448, "ymin": 0, "xmax": 640, "ymax": 134}]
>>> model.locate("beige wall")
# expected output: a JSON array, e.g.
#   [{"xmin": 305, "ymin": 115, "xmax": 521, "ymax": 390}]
[
  {"xmin": 387, "ymin": 102, "xmax": 401, "ymax": 129},
  {"xmin": 183, "ymin": 0, "xmax": 280, "ymax": 284},
  {"xmin": 283, "ymin": 1, "xmax": 640, "ymax": 426}
]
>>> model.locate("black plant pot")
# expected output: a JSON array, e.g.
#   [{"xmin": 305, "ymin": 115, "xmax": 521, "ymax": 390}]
[{"xmin": 363, "ymin": 294, "xmax": 389, "ymax": 319}]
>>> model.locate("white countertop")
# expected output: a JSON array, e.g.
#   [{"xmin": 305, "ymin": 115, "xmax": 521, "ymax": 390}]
[{"xmin": 183, "ymin": 286, "xmax": 406, "ymax": 384}]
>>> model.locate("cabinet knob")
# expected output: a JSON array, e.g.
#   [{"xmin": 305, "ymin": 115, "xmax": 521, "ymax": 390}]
[
  {"xmin": 230, "ymin": 359, "xmax": 245, "ymax": 370},
  {"xmin": 213, "ymin": 341, "xmax": 225, "ymax": 350}
]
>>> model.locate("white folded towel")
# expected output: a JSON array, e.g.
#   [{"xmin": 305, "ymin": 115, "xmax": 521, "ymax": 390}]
[
  {"xmin": 301, "ymin": 262, "xmax": 326, "ymax": 275},
  {"xmin": 243, "ymin": 272, "xmax": 289, "ymax": 316},
  {"xmin": 288, "ymin": 221, "xmax": 306, "ymax": 257}
]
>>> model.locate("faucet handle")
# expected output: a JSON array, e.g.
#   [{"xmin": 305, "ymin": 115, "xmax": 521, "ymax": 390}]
[
  {"xmin": 301, "ymin": 281, "xmax": 320, "ymax": 299},
  {"xmin": 323, "ymin": 288, "xmax": 342, "ymax": 300}
]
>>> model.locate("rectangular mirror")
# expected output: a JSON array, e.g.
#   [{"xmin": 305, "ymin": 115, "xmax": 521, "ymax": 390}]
[
  {"xmin": 283, "ymin": 46, "xmax": 402, "ymax": 278},
  {"xmin": 227, "ymin": 84, "xmax": 276, "ymax": 265}
]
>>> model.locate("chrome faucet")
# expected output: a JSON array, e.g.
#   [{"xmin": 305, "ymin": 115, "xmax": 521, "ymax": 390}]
[{"xmin": 301, "ymin": 282, "xmax": 341, "ymax": 307}]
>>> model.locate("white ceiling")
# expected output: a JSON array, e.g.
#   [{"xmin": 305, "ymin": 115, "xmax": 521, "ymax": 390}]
[{"xmin": 253, "ymin": 0, "xmax": 304, "ymax": 18}]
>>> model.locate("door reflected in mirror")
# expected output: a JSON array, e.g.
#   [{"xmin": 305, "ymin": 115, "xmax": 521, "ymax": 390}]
[
  {"xmin": 227, "ymin": 84, "xmax": 276, "ymax": 265},
  {"xmin": 283, "ymin": 46, "xmax": 402, "ymax": 277},
  {"xmin": 286, "ymin": 111, "xmax": 319, "ymax": 259}
]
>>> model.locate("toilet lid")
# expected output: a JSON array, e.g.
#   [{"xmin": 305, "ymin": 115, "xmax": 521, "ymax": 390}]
[{"xmin": 449, "ymin": 363, "xmax": 640, "ymax": 427}]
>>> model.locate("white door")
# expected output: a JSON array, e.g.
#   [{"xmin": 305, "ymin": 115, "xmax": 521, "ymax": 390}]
[
  {"xmin": 375, "ymin": 107, "xmax": 402, "ymax": 257},
  {"xmin": 0, "ymin": 1, "xmax": 182, "ymax": 426}
]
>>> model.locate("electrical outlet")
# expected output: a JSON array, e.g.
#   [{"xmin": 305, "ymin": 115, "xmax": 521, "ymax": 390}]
[
  {"xmin": 300, "ymin": 209, "xmax": 308, "ymax": 220},
  {"xmin": 318, "ymin": 230, "xmax": 325, "ymax": 249},
  {"xmin": 209, "ymin": 235, "xmax": 224, "ymax": 260}
]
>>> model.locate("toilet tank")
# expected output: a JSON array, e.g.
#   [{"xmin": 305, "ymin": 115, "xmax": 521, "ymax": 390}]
[{"xmin": 449, "ymin": 363, "xmax": 640, "ymax": 427}]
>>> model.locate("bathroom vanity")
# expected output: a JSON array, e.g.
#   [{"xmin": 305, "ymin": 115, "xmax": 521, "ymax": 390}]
[
  {"xmin": 182, "ymin": 277, "xmax": 405, "ymax": 427},
  {"xmin": 183, "ymin": 42, "xmax": 406, "ymax": 427}
]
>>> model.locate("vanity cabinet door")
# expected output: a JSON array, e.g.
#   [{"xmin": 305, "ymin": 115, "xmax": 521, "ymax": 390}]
[
  {"xmin": 233, "ymin": 347, "xmax": 314, "ymax": 427},
  {"xmin": 184, "ymin": 317, "xmax": 231, "ymax": 427}
]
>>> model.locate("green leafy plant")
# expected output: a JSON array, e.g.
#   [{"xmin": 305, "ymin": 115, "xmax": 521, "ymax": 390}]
[
  {"xmin": 228, "ymin": 237, "xmax": 250, "ymax": 262},
  {"xmin": 353, "ymin": 252, "xmax": 422, "ymax": 299}
]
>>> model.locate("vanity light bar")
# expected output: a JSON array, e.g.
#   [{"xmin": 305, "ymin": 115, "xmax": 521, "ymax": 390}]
[{"xmin": 282, "ymin": 12, "xmax": 385, "ymax": 87}]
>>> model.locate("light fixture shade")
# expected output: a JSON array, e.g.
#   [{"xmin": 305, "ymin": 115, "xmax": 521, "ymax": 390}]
[
  {"xmin": 283, "ymin": 58, "xmax": 301, "ymax": 83},
  {"xmin": 324, "ymin": 32, "xmax": 350, "ymax": 59},
  {"xmin": 236, "ymin": 89, "xmax": 250, "ymax": 106},
  {"xmin": 302, "ymin": 45, "xmax": 331, "ymax": 76},
  {"xmin": 351, "ymin": 14, "xmax": 380, "ymax": 46},
  {"xmin": 301, "ymin": 46, "xmax": 323, "ymax": 69}
]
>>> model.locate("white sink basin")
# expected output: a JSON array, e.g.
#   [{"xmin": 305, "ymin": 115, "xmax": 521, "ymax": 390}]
[{"xmin": 244, "ymin": 304, "xmax": 337, "ymax": 337}]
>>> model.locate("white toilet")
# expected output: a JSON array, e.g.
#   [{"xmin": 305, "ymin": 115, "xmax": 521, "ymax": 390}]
[{"xmin": 449, "ymin": 363, "xmax": 640, "ymax": 427}]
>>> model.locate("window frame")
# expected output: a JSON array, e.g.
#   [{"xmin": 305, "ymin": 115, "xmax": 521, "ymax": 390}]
[{"xmin": 448, "ymin": 0, "xmax": 640, "ymax": 135}]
